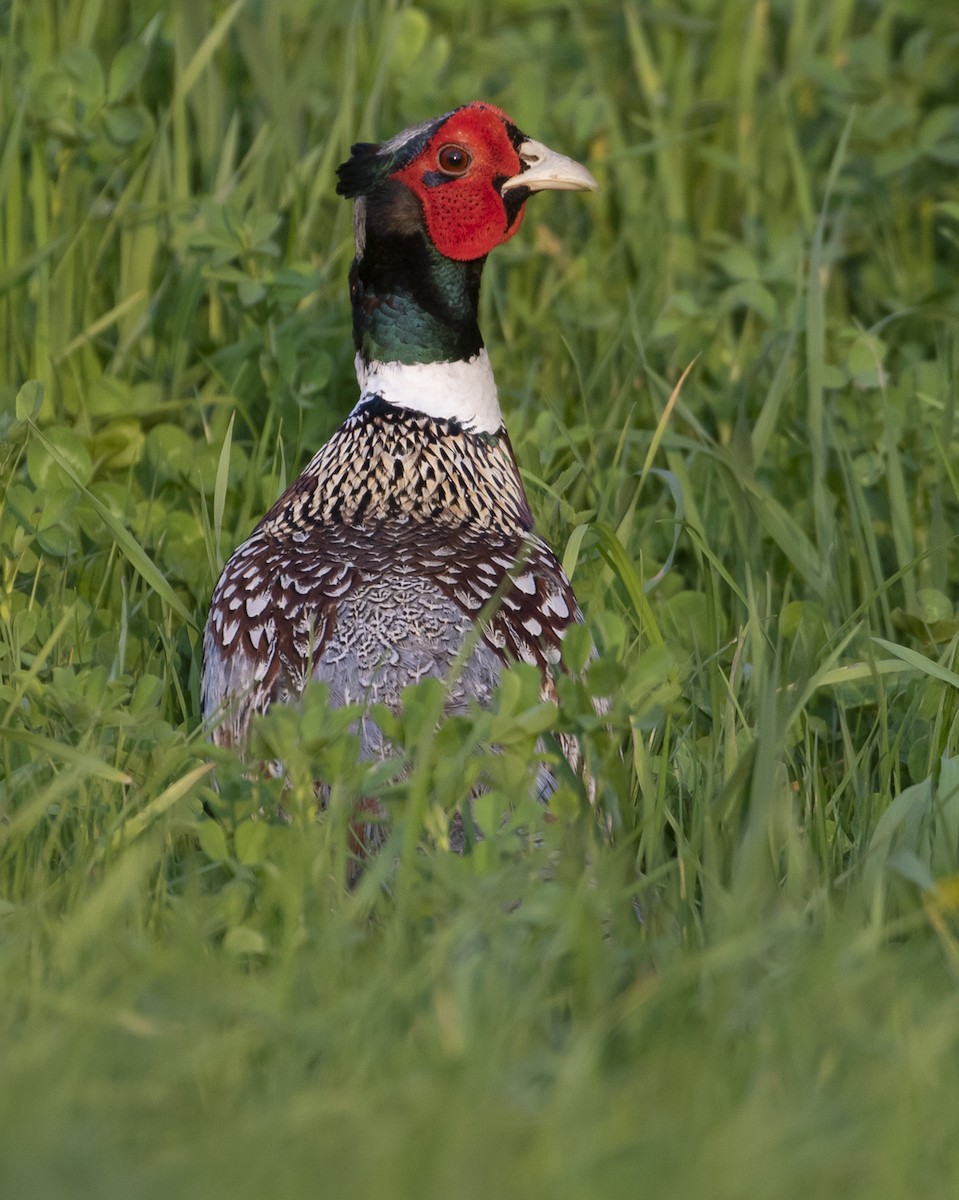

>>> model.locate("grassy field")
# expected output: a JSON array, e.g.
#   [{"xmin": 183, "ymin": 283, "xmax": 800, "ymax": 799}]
[{"xmin": 3, "ymin": 0, "xmax": 959, "ymax": 1195}]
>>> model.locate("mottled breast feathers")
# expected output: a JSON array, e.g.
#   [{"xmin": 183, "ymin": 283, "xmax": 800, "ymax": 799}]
[{"xmin": 202, "ymin": 398, "xmax": 581, "ymax": 749}]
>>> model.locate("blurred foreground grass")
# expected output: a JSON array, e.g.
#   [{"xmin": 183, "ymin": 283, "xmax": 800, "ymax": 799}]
[{"xmin": 2, "ymin": 1, "xmax": 959, "ymax": 1196}]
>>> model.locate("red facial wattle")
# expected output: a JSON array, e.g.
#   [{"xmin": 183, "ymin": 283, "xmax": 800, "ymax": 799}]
[{"xmin": 392, "ymin": 104, "xmax": 526, "ymax": 262}]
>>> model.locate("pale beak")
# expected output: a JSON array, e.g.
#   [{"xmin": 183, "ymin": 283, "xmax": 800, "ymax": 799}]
[{"xmin": 501, "ymin": 138, "xmax": 600, "ymax": 194}]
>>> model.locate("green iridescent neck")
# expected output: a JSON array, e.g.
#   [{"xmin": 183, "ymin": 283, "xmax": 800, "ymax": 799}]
[{"xmin": 350, "ymin": 213, "xmax": 486, "ymax": 367}]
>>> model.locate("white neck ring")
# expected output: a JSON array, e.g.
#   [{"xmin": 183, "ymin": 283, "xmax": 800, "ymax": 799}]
[{"xmin": 353, "ymin": 350, "xmax": 504, "ymax": 435}]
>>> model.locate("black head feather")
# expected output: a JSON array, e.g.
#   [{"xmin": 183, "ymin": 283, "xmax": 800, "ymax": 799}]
[
  {"xmin": 335, "ymin": 110, "xmax": 458, "ymax": 200},
  {"xmin": 336, "ymin": 142, "xmax": 388, "ymax": 199}
]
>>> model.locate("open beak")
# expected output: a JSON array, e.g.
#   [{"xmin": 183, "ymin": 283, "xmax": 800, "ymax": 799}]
[{"xmin": 501, "ymin": 138, "xmax": 600, "ymax": 194}]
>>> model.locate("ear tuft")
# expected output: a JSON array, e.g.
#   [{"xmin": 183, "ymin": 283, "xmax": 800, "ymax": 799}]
[
  {"xmin": 335, "ymin": 111, "xmax": 456, "ymax": 200},
  {"xmin": 336, "ymin": 142, "xmax": 387, "ymax": 199}
]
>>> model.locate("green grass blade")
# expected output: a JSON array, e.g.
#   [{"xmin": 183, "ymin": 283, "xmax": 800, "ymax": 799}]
[
  {"xmin": 872, "ymin": 637, "xmax": 959, "ymax": 691},
  {"xmin": 28, "ymin": 423, "xmax": 198, "ymax": 631},
  {"xmin": 0, "ymin": 728, "xmax": 132, "ymax": 784}
]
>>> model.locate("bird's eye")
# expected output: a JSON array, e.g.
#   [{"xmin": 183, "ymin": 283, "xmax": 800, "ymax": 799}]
[{"xmin": 437, "ymin": 144, "xmax": 471, "ymax": 176}]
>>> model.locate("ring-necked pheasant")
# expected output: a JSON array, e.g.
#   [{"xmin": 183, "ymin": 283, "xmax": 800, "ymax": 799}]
[{"xmin": 202, "ymin": 102, "xmax": 598, "ymax": 834}]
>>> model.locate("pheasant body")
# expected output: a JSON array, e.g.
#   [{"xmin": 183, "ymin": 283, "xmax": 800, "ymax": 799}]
[{"xmin": 202, "ymin": 102, "xmax": 597, "ymax": 782}]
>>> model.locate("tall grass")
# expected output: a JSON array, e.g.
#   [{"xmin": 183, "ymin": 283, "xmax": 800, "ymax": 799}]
[{"xmin": 2, "ymin": 1, "xmax": 959, "ymax": 1196}]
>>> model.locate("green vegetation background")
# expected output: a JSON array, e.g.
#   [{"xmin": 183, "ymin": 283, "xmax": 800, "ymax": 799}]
[{"xmin": 2, "ymin": 0, "xmax": 959, "ymax": 1196}]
